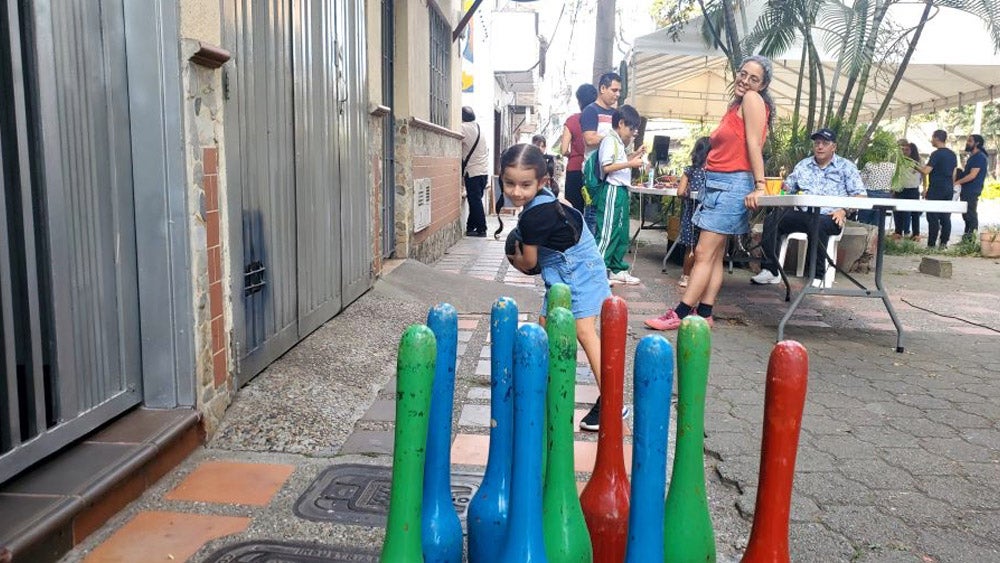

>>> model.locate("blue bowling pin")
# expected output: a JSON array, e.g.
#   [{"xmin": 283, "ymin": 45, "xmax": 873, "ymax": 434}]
[
  {"xmin": 498, "ymin": 324, "xmax": 550, "ymax": 562},
  {"xmin": 624, "ymin": 335, "xmax": 674, "ymax": 563},
  {"xmin": 422, "ymin": 303, "xmax": 462, "ymax": 562},
  {"xmin": 467, "ymin": 297, "xmax": 518, "ymax": 563}
]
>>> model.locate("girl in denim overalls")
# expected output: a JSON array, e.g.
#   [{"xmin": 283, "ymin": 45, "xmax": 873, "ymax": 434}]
[{"xmin": 502, "ymin": 143, "xmax": 612, "ymax": 431}]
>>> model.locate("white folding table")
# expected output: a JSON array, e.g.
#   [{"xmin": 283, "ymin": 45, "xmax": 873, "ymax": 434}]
[{"xmin": 756, "ymin": 195, "xmax": 966, "ymax": 352}]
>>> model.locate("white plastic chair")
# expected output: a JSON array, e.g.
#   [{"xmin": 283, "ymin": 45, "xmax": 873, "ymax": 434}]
[{"xmin": 777, "ymin": 231, "xmax": 844, "ymax": 288}]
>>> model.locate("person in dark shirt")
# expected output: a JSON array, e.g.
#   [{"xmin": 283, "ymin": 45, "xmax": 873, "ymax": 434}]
[
  {"xmin": 955, "ymin": 134, "xmax": 989, "ymax": 239},
  {"xmin": 919, "ymin": 130, "xmax": 958, "ymax": 249},
  {"xmin": 500, "ymin": 143, "xmax": 613, "ymax": 432}
]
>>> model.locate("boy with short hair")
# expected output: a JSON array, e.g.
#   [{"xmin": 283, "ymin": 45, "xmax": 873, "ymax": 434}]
[{"xmin": 594, "ymin": 104, "xmax": 645, "ymax": 285}]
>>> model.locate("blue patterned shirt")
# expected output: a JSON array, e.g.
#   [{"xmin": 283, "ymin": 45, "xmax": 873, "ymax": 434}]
[{"xmin": 785, "ymin": 154, "xmax": 866, "ymax": 214}]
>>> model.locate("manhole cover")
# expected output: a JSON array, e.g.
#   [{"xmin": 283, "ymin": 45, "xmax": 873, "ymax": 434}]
[
  {"xmin": 203, "ymin": 540, "xmax": 379, "ymax": 562},
  {"xmin": 294, "ymin": 463, "xmax": 481, "ymax": 528}
]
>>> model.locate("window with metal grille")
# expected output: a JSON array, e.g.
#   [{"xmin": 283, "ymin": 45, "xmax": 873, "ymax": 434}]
[{"xmin": 428, "ymin": 6, "xmax": 451, "ymax": 127}]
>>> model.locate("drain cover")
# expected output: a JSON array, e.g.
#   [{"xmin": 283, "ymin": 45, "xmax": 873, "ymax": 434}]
[
  {"xmin": 294, "ymin": 463, "xmax": 481, "ymax": 528},
  {"xmin": 203, "ymin": 540, "xmax": 379, "ymax": 562}
]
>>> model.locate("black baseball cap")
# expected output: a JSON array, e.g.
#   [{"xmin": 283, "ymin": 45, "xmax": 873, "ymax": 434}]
[{"xmin": 810, "ymin": 128, "xmax": 836, "ymax": 142}]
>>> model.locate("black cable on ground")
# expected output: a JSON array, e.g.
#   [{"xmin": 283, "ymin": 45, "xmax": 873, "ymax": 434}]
[{"xmin": 900, "ymin": 297, "xmax": 1000, "ymax": 334}]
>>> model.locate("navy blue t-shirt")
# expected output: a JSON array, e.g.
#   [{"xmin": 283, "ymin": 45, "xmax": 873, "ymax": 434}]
[
  {"xmin": 963, "ymin": 151, "xmax": 988, "ymax": 194},
  {"xmin": 926, "ymin": 147, "xmax": 958, "ymax": 191}
]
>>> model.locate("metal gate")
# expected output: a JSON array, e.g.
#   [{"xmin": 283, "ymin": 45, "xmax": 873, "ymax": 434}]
[
  {"xmin": 227, "ymin": 0, "xmax": 371, "ymax": 382},
  {"xmin": 0, "ymin": 0, "xmax": 142, "ymax": 483},
  {"xmin": 380, "ymin": 0, "xmax": 396, "ymax": 258}
]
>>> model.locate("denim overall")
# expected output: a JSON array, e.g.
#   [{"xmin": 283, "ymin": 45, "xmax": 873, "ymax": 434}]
[{"xmin": 525, "ymin": 189, "xmax": 611, "ymax": 319}]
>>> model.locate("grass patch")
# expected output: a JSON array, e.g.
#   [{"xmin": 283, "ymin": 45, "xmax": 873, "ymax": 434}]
[{"xmin": 885, "ymin": 236, "xmax": 982, "ymax": 257}]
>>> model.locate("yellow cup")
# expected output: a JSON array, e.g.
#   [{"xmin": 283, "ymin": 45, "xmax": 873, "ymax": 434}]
[{"xmin": 764, "ymin": 177, "xmax": 783, "ymax": 195}]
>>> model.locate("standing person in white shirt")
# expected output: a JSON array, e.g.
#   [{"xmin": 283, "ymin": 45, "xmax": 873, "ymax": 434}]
[
  {"xmin": 594, "ymin": 105, "xmax": 646, "ymax": 285},
  {"xmin": 461, "ymin": 107, "xmax": 490, "ymax": 237}
]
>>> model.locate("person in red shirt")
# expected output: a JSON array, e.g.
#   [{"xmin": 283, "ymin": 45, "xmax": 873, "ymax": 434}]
[
  {"xmin": 646, "ymin": 55, "xmax": 775, "ymax": 331},
  {"xmin": 559, "ymin": 84, "xmax": 598, "ymax": 212}
]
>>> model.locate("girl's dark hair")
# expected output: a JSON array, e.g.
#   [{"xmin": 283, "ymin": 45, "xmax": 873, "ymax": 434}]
[
  {"xmin": 575, "ymin": 84, "xmax": 598, "ymax": 111},
  {"xmin": 499, "ymin": 143, "xmax": 547, "ymax": 180},
  {"xmin": 494, "ymin": 144, "xmax": 548, "ymax": 239},
  {"xmin": 690, "ymin": 136, "xmax": 711, "ymax": 169},
  {"xmin": 907, "ymin": 142, "xmax": 921, "ymax": 164}
]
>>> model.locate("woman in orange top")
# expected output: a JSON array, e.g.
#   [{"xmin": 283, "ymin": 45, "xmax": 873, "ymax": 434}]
[{"xmin": 646, "ymin": 55, "xmax": 775, "ymax": 330}]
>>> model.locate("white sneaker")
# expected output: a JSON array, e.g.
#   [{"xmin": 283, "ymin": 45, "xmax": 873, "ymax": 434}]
[
  {"xmin": 609, "ymin": 271, "xmax": 641, "ymax": 285},
  {"xmin": 750, "ymin": 270, "xmax": 781, "ymax": 285},
  {"xmin": 810, "ymin": 278, "xmax": 826, "ymax": 288},
  {"xmin": 608, "ymin": 274, "xmax": 623, "ymax": 286}
]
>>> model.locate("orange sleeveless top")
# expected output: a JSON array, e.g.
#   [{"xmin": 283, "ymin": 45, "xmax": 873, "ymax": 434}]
[{"xmin": 706, "ymin": 105, "xmax": 768, "ymax": 172}]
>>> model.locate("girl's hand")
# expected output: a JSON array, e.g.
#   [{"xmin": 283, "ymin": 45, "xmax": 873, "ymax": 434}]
[
  {"xmin": 677, "ymin": 184, "xmax": 688, "ymax": 198},
  {"xmin": 629, "ymin": 156, "xmax": 644, "ymax": 168},
  {"xmin": 745, "ymin": 189, "xmax": 763, "ymax": 210}
]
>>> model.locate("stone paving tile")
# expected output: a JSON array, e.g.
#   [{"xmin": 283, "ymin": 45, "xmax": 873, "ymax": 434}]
[
  {"xmin": 361, "ymin": 400, "xmax": 395, "ymax": 422},
  {"xmin": 457, "ymin": 404, "xmax": 491, "ymax": 427},
  {"xmin": 165, "ymin": 461, "xmax": 295, "ymax": 506},
  {"xmin": 338, "ymin": 430, "xmax": 393, "ymax": 456},
  {"xmin": 466, "ymin": 387, "xmax": 490, "ymax": 400},
  {"xmin": 85, "ymin": 512, "xmax": 252, "ymax": 562}
]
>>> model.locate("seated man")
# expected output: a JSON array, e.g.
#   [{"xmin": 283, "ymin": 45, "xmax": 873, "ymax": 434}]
[{"xmin": 751, "ymin": 128, "xmax": 866, "ymax": 287}]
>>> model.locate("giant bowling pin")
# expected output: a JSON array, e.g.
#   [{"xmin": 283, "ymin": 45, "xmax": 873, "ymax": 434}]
[
  {"xmin": 381, "ymin": 325, "xmax": 436, "ymax": 563},
  {"xmin": 498, "ymin": 324, "xmax": 550, "ymax": 562},
  {"xmin": 580, "ymin": 296, "xmax": 631, "ymax": 563},
  {"xmin": 624, "ymin": 335, "xmax": 675, "ymax": 563},
  {"xmin": 542, "ymin": 282, "xmax": 572, "ymax": 482},
  {"xmin": 467, "ymin": 297, "xmax": 518, "ymax": 563},
  {"xmin": 740, "ymin": 341, "xmax": 809, "ymax": 563},
  {"xmin": 663, "ymin": 315, "xmax": 716, "ymax": 562},
  {"xmin": 542, "ymin": 307, "xmax": 593, "ymax": 562},
  {"xmin": 422, "ymin": 304, "xmax": 462, "ymax": 562},
  {"xmin": 547, "ymin": 283, "xmax": 572, "ymax": 312}
]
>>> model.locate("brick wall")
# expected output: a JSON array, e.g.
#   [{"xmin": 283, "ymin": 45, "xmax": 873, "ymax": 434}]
[{"xmin": 412, "ymin": 155, "xmax": 461, "ymax": 242}]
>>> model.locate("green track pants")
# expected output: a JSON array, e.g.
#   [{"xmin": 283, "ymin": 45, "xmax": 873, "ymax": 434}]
[{"xmin": 592, "ymin": 183, "xmax": 631, "ymax": 273}]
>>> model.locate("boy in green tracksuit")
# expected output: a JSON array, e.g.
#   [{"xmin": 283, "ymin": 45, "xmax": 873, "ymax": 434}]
[{"xmin": 595, "ymin": 104, "xmax": 645, "ymax": 285}]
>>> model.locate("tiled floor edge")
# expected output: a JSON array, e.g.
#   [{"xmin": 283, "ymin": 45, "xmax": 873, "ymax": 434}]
[{"xmin": 4, "ymin": 410, "xmax": 203, "ymax": 562}]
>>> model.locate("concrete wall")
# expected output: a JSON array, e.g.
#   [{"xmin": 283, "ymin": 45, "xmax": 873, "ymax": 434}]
[
  {"xmin": 178, "ymin": 2, "xmax": 234, "ymax": 435},
  {"xmin": 392, "ymin": 0, "xmax": 465, "ymax": 263}
]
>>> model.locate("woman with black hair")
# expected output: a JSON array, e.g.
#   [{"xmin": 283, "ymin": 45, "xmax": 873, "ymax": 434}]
[{"xmin": 646, "ymin": 56, "xmax": 775, "ymax": 331}]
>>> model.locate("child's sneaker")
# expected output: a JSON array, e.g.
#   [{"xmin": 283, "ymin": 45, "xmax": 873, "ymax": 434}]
[
  {"xmin": 644, "ymin": 310, "xmax": 683, "ymax": 331},
  {"xmin": 578, "ymin": 397, "xmax": 631, "ymax": 432}
]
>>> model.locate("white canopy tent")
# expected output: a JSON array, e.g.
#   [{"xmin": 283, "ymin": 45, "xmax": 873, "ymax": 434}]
[{"xmin": 629, "ymin": 6, "xmax": 1000, "ymax": 124}]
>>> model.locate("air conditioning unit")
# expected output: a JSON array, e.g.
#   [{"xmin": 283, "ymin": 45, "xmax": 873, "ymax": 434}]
[{"xmin": 413, "ymin": 178, "xmax": 432, "ymax": 232}]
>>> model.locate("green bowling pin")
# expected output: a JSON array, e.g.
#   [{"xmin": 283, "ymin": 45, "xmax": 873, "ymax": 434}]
[
  {"xmin": 547, "ymin": 283, "xmax": 572, "ymax": 312},
  {"xmin": 543, "ymin": 307, "xmax": 593, "ymax": 562},
  {"xmin": 663, "ymin": 315, "xmax": 716, "ymax": 562},
  {"xmin": 543, "ymin": 282, "xmax": 572, "ymax": 482},
  {"xmin": 381, "ymin": 325, "xmax": 436, "ymax": 563}
]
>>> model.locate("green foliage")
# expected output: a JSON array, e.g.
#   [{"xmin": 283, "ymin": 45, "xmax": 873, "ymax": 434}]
[
  {"xmin": 884, "ymin": 236, "xmax": 981, "ymax": 257},
  {"xmin": 983, "ymin": 179, "xmax": 1000, "ymax": 201},
  {"xmin": 763, "ymin": 118, "xmax": 812, "ymax": 176}
]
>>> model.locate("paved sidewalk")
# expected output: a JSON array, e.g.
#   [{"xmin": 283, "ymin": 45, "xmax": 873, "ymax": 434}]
[{"xmin": 61, "ymin": 215, "xmax": 999, "ymax": 562}]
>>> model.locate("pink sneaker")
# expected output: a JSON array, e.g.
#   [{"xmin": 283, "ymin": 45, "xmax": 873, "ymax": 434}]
[
  {"xmin": 645, "ymin": 311, "xmax": 715, "ymax": 331},
  {"xmin": 645, "ymin": 310, "xmax": 683, "ymax": 331}
]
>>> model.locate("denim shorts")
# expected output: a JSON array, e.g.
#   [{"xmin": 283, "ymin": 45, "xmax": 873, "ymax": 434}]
[{"xmin": 692, "ymin": 170, "xmax": 754, "ymax": 235}]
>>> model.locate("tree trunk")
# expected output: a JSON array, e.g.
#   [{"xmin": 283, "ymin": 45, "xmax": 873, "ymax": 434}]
[
  {"xmin": 858, "ymin": 0, "xmax": 933, "ymax": 154},
  {"xmin": 847, "ymin": 0, "xmax": 890, "ymax": 129},
  {"xmin": 792, "ymin": 42, "xmax": 807, "ymax": 138},
  {"xmin": 593, "ymin": 0, "xmax": 617, "ymax": 83},
  {"xmin": 721, "ymin": 0, "xmax": 743, "ymax": 73}
]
